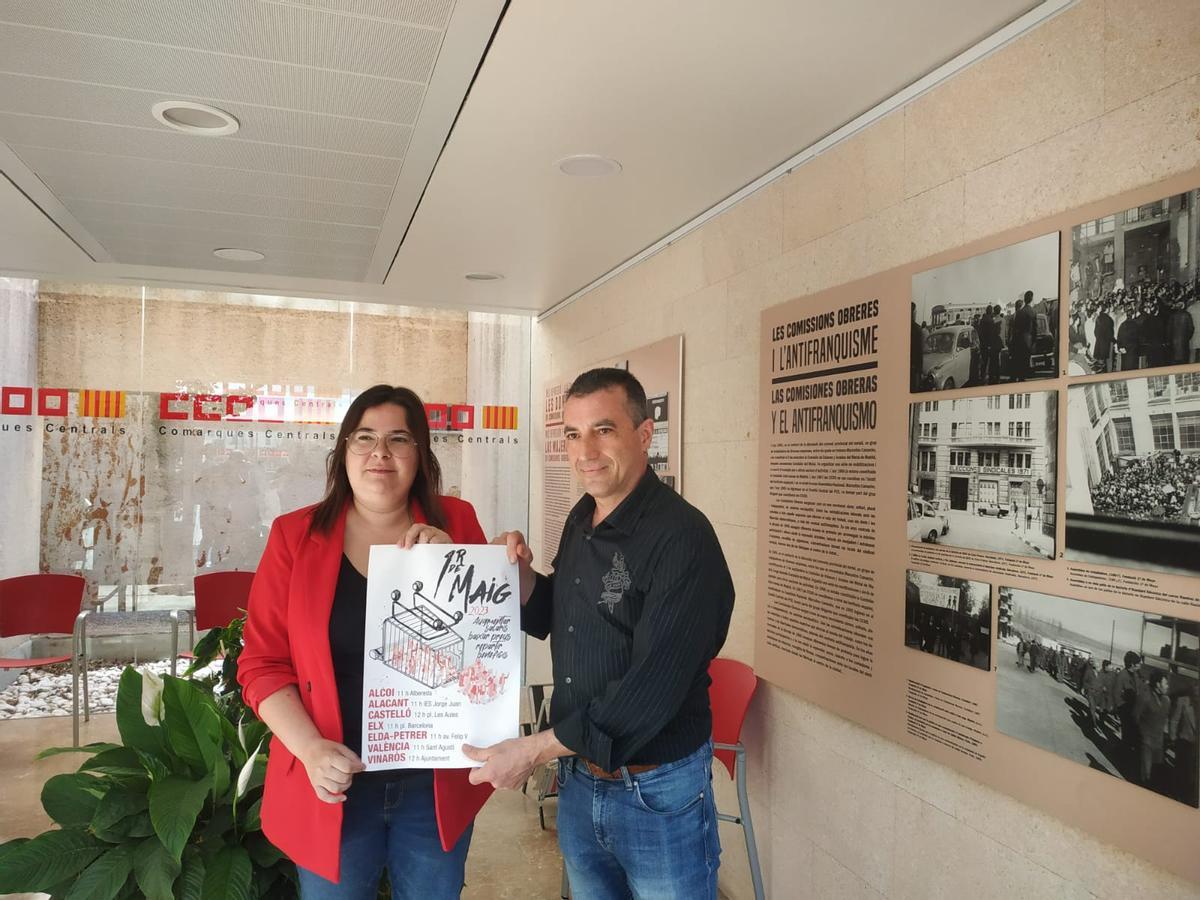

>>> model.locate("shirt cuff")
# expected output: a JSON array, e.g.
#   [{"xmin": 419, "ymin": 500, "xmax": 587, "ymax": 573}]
[{"xmin": 553, "ymin": 708, "xmax": 615, "ymax": 771}]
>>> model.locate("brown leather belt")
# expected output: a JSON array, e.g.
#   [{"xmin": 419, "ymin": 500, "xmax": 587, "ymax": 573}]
[{"xmin": 582, "ymin": 759, "xmax": 659, "ymax": 780}]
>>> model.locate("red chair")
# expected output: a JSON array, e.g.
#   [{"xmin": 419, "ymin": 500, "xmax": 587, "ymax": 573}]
[
  {"xmin": 709, "ymin": 656, "xmax": 763, "ymax": 900},
  {"xmin": 0, "ymin": 574, "xmax": 89, "ymax": 745},
  {"xmin": 174, "ymin": 571, "xmax": 255, "ymax": 672}
]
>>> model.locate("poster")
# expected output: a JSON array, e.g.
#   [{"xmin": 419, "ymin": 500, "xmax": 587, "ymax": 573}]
[
  {"xmin": 362, "ymin": 544, "xmax": 521, "ymax": 769},
  {"xmin": 755, "ymin": 167, "xmax": 1200, "ymax": 885}
]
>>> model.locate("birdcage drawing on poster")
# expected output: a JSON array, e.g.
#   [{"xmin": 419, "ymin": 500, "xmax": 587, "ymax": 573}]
[{"xmin": 369, "ymin": 582, "xmax": 464, "ymax": 688}]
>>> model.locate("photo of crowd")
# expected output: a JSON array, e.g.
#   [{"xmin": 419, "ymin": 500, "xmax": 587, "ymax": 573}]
[
  {"xmin": 910, "ymin": 232, "xmax": 1059, "ymax": 393},
  {"xmin": 1065, "ymin": 373, "xmax": 1200, "ymax": 575},
  {"xmin": 997, "ymin": 589, "xmax": 1199, "ymax": 809},
  {"xmin": 904, "ymin": 570, "xmax": 991, "ymax": 671},
  {"xmin": 1068, "ymin": 187, "xmax": 1200, "ymax": 375}
]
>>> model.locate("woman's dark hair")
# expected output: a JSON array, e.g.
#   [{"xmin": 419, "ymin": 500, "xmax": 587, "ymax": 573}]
[{"xmin": 308, "ymin": 384, "xmax": 445, "ymax": 534}]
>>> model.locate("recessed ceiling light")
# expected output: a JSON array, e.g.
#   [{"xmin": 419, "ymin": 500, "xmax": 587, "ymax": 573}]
[
  {"xmin": 555, "ymin": 155, "xmax": 622, "ymax": 177},
  {"xmin": 465, "ymin": 272, "xmax": 503, "ymax": 281},
  {"xmin": 213, "ymin": 248, "xmax": 265, "ymax": 262},
  {"xmin": 152, "ymin": 100, "xmax": 240, "ymax": 136}
]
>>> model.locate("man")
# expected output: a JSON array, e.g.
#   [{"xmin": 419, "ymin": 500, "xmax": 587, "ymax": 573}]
[
  {"xmin": 977, "ymin": 305, "xmax": 994, "ymax": 385},
  {"xmin": 465, "ymin": 367, "xmax": 735, "ymax": 898},
  {"xmin": 1093, "ymin": 305, "xmax": 1115, "ymax": 373},
  {"xmin": 987, "ymin": 305, "xmax": 1004, "ymax": 385},
  {"xmin": 1012, "ymin": 292, "xmax": 1036, "ymax": 381},
  {"xmin": 1117, "ymin": 304, "xmax": 1142, "ymax": 371}
]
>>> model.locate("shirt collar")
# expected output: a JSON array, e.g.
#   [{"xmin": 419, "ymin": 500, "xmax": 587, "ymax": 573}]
[{"xmin": 568, "ymin": 465, "xmax": 660, "ymax": 536}]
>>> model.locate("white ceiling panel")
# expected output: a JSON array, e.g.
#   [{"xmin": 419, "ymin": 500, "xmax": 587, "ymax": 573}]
[
  {"xmin": 17, "ymin": 146, "xmax": 391, "ymax": 209},
  {"xmin": 47, "ymin": 180, "xmax": 386, "ymax": 228},
  {"xmin": 0, "ymin": 27, "xmax": 426, "ymax": 122},
  {"xmin": 0, "ymin": 0, "xmax": 444, "ymax": 81},
  {"xmin": 0, "ymin": 74, "xmax": 415, "ymax": 158},
  {"xmin": 2, "ymin": 117, "xmax": 401, "ymax": 184},
  {"xmin": 85, "ymin": 221, "xmax": 376, "ymax": 261},
  {"xmin": 72, "ymin": 202, "xmax": 379, "ymax": 244}
]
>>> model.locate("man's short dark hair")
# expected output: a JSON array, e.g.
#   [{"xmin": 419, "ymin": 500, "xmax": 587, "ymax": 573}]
[{"xmin": 566, "ymin": 367, "xmax": 650, "ymax": 426}]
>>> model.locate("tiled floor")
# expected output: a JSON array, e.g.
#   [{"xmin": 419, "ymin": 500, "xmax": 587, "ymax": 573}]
[{"xmin": 0, "ymin": 713, "xmax": 567, "ymax": 899}]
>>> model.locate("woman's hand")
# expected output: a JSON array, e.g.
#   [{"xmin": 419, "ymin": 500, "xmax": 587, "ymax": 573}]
[
  {"xmin": 297, "ymin": 738, "xmax": 366, "ymax": 803},
  {"xmin": 398, "ymin": 523, "xmax": 453, "ymax": 548}
]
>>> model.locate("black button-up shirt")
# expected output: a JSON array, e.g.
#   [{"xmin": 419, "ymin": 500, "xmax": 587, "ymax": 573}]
[{"xmin": 523, "ymin": 467, "xmax": 735, "ymax": 770}]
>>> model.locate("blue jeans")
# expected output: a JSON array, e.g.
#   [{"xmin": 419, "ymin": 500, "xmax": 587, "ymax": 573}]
[
  {"xmin": 556, "ymin": 741, "xmax": 721, "ymax": 899},
  {"xmin": 297, "ymin": 772, "xmax": 472, "ymax": 900}
]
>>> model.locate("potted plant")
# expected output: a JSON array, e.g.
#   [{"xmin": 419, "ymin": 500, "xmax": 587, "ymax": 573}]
[{"xmin": 0, "ymin": 665, "xmax": 297, "ymax": 899}]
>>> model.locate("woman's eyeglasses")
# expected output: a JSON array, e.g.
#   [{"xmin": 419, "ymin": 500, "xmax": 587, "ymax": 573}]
[{"xmin": 346, "ymin": 429, "xmax": 418, "ymax": 458}]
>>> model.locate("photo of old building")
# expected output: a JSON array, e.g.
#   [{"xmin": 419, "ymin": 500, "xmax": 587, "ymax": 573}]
[
  {"xmin": 1069, "ymin": 188, "xmax": 1200, "ymax": 374},
  {"xmin": 908, "ymin": 391, "xmax": 1057, "ymax": 559},
  {"xmin": 1065, "ymin": 371, "xmax": 1200, "ymax": 574}
]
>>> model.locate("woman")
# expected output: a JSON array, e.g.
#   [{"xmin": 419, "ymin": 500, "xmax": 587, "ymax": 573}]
[{"xmin": 239, "ymin": 385, "xmax": 492, "ymax": 898}]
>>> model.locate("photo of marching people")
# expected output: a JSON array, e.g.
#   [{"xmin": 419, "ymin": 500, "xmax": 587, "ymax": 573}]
[
  {"xmin": 1065, "ymin": 372, "xmax": 1200, "ymax": 575},
  {"xmin": 908, "ymin": 391, "xmax": 1057, "ymax": 559},
  {"xmin": 904, "ymin": 570, "xmax": 991, "ymax": 671},
  {"xmin": 997, "ymin": 588, "xmax": 1199, "ymax": 809},
  {"xmin": 910, "ymin": 232, "xmax": 1059, "ymax": 393},
  {"xmin": 1068, "ymin": 187, "xmax": 1200, "ymax": 375}
]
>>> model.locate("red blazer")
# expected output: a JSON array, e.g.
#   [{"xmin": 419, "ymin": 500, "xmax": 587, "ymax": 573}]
[{"xmin": 238, "ymin": 497, "xmax": 494, "ymax": 883}]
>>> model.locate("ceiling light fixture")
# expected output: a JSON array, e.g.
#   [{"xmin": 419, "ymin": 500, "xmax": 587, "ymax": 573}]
[
  {"xmin": 152, "ymin": 100, "xmax": 240, "ymax": 136},
  {"xmin": 464, "ymin": 272, "xmax": 503, "ymax": 281},
  {"xmin": 213, "ymin": 248, "xmax": 265, "ymax": 262},
  {"xmin": 555, "ymin": 154, "xmax": 622, "ymax": 177}
]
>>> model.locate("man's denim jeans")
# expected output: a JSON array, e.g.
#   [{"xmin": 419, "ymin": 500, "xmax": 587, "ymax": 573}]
[
  {"xmin": 297, "ymin": 772, "xmax": 472, "ymax": 900},
  {"xmin": 557, "ymin": 740, "xmax": 721, "ymax": 899}
]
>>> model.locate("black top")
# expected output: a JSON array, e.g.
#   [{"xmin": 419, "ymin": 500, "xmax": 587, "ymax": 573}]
[
  {"xmin": 329, "ymin": 554, "xmax": 427, "ymax": 780},
  {"xmin": 522, "ymin": 467, "xmax": 734, "ymax": 771}
]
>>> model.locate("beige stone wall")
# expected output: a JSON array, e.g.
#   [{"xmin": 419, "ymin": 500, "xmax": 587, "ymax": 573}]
[{"xmin": 531, "ymin": 1, "xmax": 1200, "ymax": 897}]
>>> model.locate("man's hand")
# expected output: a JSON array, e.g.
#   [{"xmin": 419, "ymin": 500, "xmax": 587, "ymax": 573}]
[
  {"xmin": 491, "ymin": 530, "xmax": 536, "ymax": 604},
  {"xmin": 463, "ymin": 729, "xmax": 569, "ymax": 790},
  {"xmin": 296, "ymin": 737, "xmax": 365, "ymax": 803}
]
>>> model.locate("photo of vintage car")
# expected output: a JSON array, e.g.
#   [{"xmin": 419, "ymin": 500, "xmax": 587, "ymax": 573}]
[
  {"xmin": 920, "ymin": 324, "xmax": 977, "ymax": 391},
  {"xmin": 977, "ymin": 502, "xmax": 1010, "ymax": 517}
]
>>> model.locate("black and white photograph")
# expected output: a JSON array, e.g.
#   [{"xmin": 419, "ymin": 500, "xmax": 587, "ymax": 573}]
[
  {"xmin": 910, "ymin": 232, "xmax": 1060, "ymax": 393},
  {"xmin": 904, "ymin": 570, "xmax": 991, "ymax": 671},
  {"xmin": 907, "ymin": 391, "xmax": 1057, "ymax": 559},
  {"xmin": 1065, "ymin": 372, "xmax": 1200, "ymax": 575},
  {"xmin": 996, "ymin": 588, "xmax": 1199, "ymax": 809},
  {"xmin": 1067, "ymin": 187, "xmax": 1200, "ymax": 375}
]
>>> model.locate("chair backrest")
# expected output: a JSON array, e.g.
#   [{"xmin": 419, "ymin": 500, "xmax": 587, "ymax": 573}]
[
  {"xmin": 193, "ymin": 570, "xmax": 256, "ymax": 631},
  {"xmin": 0, "ymin": 574, "xmax": 86, "ymax": 638},
  {"xmin": 708, "ymin": 656, "xmax": 759, "ymax": 778}
]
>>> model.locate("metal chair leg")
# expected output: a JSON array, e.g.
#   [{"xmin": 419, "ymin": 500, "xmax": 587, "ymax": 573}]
[
  {"xmin": 735, "ymin": 746, "xmax": 764, "ymax": 900},
  {"xmin": 560, "ymin": 862, "xmax": 569, "ymax": 899},
  {"xmin": 169, "ymin": 609, "xmax": 180, "ymax": 677}
]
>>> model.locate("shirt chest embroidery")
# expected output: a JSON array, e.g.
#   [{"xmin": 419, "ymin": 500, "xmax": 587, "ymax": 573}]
[{"xmin": 599, "ymin": 550, "xmax": 632, "ymax": 613}]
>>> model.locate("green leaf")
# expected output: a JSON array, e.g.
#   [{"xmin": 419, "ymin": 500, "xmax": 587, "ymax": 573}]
[
  {"xmin": 81, "ymin": 746, "xmax": 146, "ymax": 777},
  {"xmin": 148, "ymin": 775, "xmax": 210, "ymax": 863},
  {"xmin": 177, "ymin": 848, "xmax": 206, "ymax": 900},
  {"xmin": 64, "ymin": 844, "xmax": 134, "ymax": 900},
  {"xmin": 36, "ymin": 742, "xmax": 122, "ymax": 760},
  {"xmin": 41, "ymin": 773, "xmax": 104, "ymax": 826},
  {"xmin": 91, "ymin": 782, "xmax": 149, "ymax": 840},
  {"xmin": 162, "ymin": 677, "xmax": 222, "ymax": 776},
  {"xmin": 132, "ymin": 835, "xmax": 181, "ymax": 900},
  {"xmin": 220, "ymin": 717, "xmax": 248, "ymax": 771},
  {"xmin": 186, "ymin": 629, "xmax": 223, "ymax": 669},
  {"xmin": 0, "ymin": 829, "xmax": 104, "ymax": 892},
  {"xmin": 116, "ymin": 668, "xmax": 166, "ymax": 756},
  {"xmin": 136, "ymin": 749, "xmax": 172, "ymax": 782},
  {"xmin": 242, "ymin": 797, "xmax": 263, "ymax": 834},
  {"xmin": 243, "ymin": 832, "xmax": 280, "ymax": 868},
  {"xmin": 200, "ymin": 845, "xmax": 251, "ymax": 900}
]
